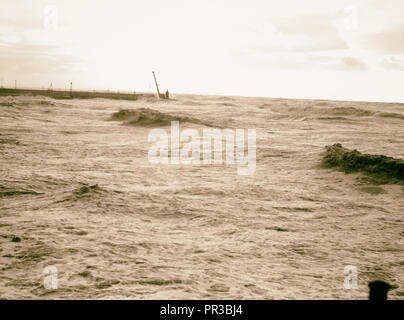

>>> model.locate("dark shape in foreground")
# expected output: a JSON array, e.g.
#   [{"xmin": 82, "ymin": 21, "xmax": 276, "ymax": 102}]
[
  {"xmin": 74, "ymin": 184, "xmax": 100, "ymax": 196},
  {"xmin": 321, "ymin": 143, "xmax": 404, "ymax": 184},
  {"xmin": 368, "ymin": 281, "xmax": 397, "ymax": 300},
  {"xmin": 11, "ymin": 236, "xmax": 21, "ymax": 243},
  {"xmin": 0, "ymin": 185, "xmax": 41, "ymax": 197}
]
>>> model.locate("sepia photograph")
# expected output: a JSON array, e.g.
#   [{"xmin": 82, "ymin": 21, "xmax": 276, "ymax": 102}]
[{"xmin": 0, "ymin": 0, "xmax": 403, "ymax": 305}]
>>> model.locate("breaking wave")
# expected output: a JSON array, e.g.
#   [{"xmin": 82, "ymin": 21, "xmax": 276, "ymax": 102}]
[
  {"xmin": 323, "ymin": 107, "xmax": 373, "ymax": 117},
  {"xmin": 377, "ymin": 112, "xmax": 404, "ymax": 120},
  {"xmin": 268, "ymin": 105, "xmax": 375, "ymax": 121},
  {"xmin": 110, "ymin": 108, "xmax": 214, "ymax": 127},
  {"xmin": 0, "ymin": 102, "xmax": 13, "ymax": 107},
  {"xmin": 0, "ymin": 186, "xmax": 40, "ymax": 198},
  {"xmin": 73, "ymin": 184, "xmax": 102, "ymax": 197},
  {"xmin": 321, "ymin": 143, "xmax": 404, "ymax": 184}
]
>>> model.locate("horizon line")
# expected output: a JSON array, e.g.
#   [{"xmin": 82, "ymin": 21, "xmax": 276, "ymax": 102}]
[{"xmin": 1, "ymin": 85, "xmax": 403, "ymax": 105}]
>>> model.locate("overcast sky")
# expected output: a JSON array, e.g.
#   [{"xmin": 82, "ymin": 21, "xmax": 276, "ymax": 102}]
[{"xmin": 1, "ymin": 0, "xmax": 404, "ymax": 102}]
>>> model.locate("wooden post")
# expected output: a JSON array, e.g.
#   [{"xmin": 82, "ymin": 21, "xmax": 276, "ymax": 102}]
[
  {"xmin": 152, "ymin": 71, "xmax": 161, "ymax": 98},
  {"xmin": 70, "ymin": 82, "xmax": 72, "ymax": 97}
]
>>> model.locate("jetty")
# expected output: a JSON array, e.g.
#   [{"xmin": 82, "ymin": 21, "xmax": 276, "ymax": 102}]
[{"xmin": 0, "ymin": 87, "xmax": 155, "ymax": 101}]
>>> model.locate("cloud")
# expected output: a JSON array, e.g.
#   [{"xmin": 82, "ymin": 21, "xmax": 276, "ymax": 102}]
[
  {"xmin": 291, "ymin": 38, "xmax": 348, "ymax": 53},
  {"xmin": 276, "ymin": 12, "xmax": 339, "ymax": 37},
  {"xmin": 0, "ymin": 18, "xmax": 41, "ymax": 31},
  {"xmin": 272, "ymin": 11, "xmax": 349, "ymax": 53},
  {"xmin": 263, "ymin": 57, "xmax": 313, "ymax": 70},
  {"xmin": 333, "ymin": 57, "xmax": 368, "ymax": 71},
  {"xmin": 0, "ymin": 42, "xmax": 56, "ymax": 56},
  {"xmin": 366, "ymin": 25, "xmax": 404, "ymax": 54},
  {"xmin": 256, "ymin": 37, "xmax": 348, "ymax": 55},
  {"xmin": 0, "ymin": 42, "xmax": 79, "ymax": 77},
  {"xmin": 379, "ymin": 56, "xmax": 404, "ymax": 71},
  {"xmin": 265, "ymin": 55, "xmax": 368, "ymax": 71},
  {"xmin": 248, "ymin": 53, "xmax": 368, "ymax": 72},
  {"xmin": 242, "ymin": 11, "xmax": 358, "ymax": 71}
]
